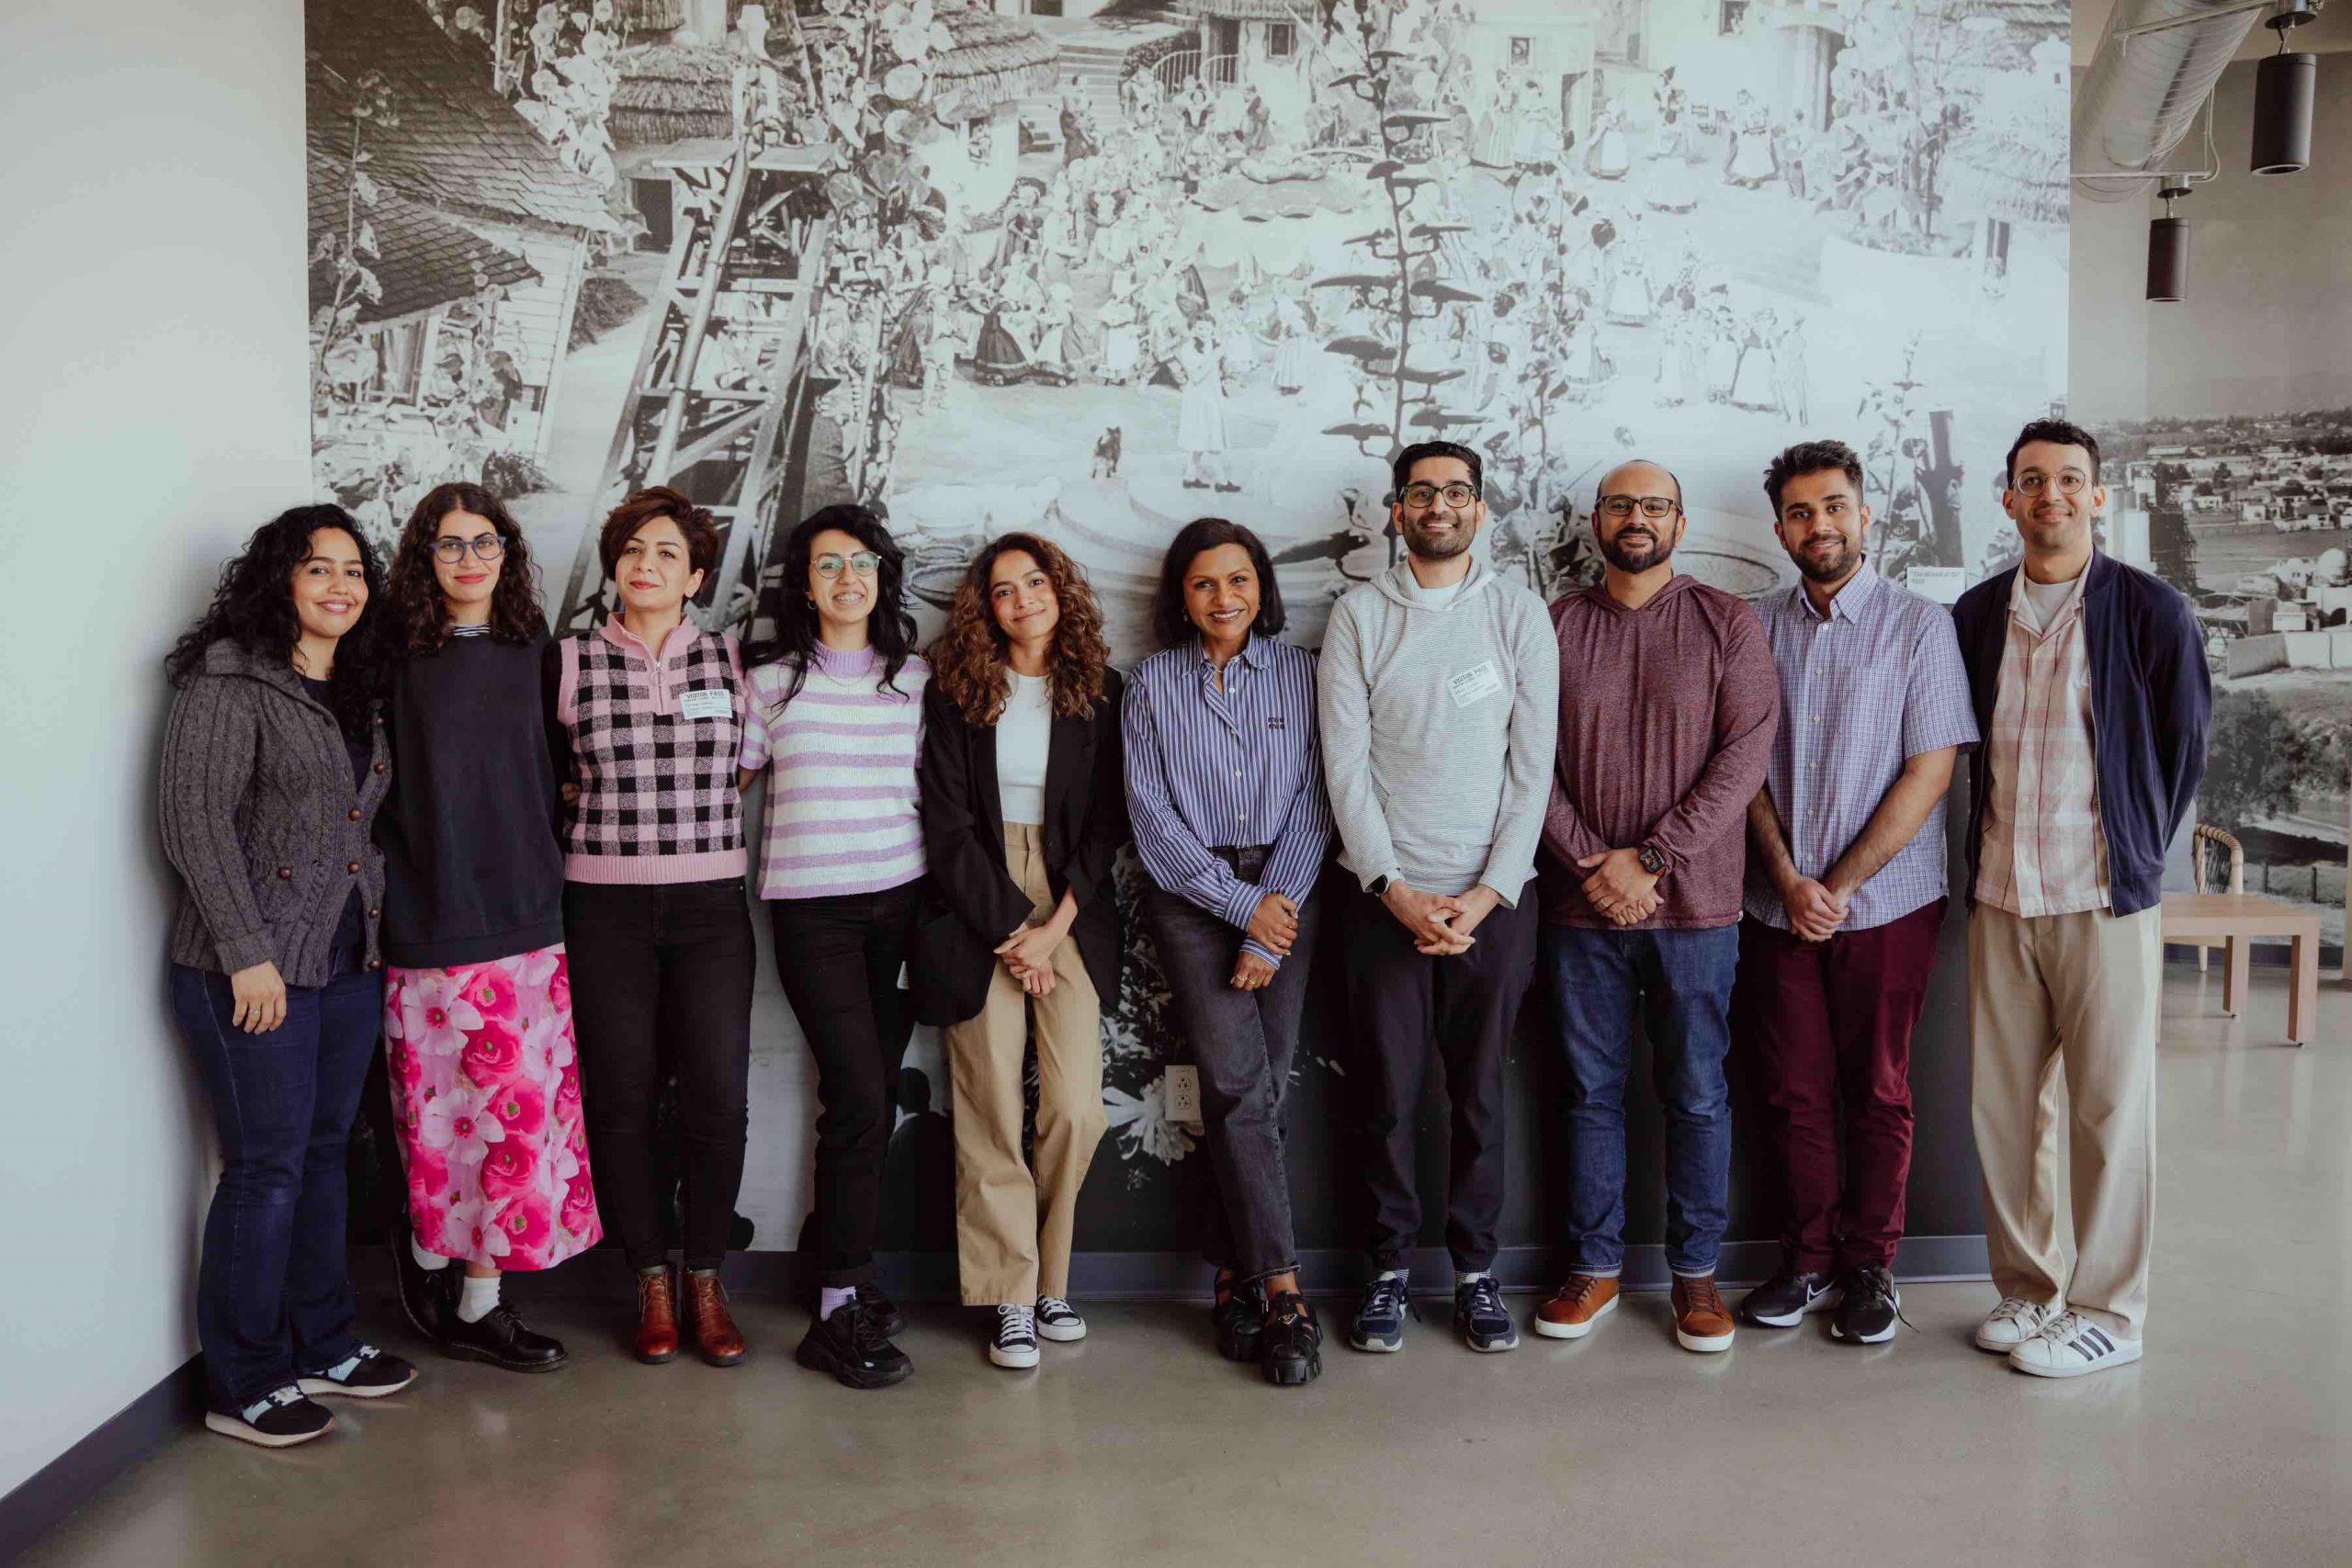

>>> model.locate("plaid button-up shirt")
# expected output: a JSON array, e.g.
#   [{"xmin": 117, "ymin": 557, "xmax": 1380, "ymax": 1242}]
[
  {"xmin": 1744, "ymin": 562, "xmax": 1979, "ymax": 931},
  {"xmin": 1976, "ymin": 567, "xmax": 2109, "ymax": 918}
]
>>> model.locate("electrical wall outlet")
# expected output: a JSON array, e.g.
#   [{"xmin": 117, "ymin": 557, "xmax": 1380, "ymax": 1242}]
[{"xmin": 1166, "ymin": 1065, "xmax": 1204, "ymax": 1131}]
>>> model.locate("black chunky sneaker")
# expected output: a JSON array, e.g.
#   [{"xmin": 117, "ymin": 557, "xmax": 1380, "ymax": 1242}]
[
  {"xmin": 1261, "ymin": 1292, "xmax": 1322, "ymax": 1387},
  {"xmin": 1214, "ymin": 1275, "xmax": 1268, "ymax": 1363},
  {"xmin": 854, "ymin": 1280, "xmax": 908, "ymax": 1339},
  {"xmin": 1739, "ymin": 1264, "xmax": 1838, "ymax": 1328},
  {"xmin": 1453, "ymin": 1274, "xmax": 1519, "ymax": 1353},
  {"xmin": 797, "ymin": 1302, "xmax": 914, "ymax": 1389},
  {"xmin": 298, "ymin": 1344, "xmax": 418, "ymax": 1399},
  {"xmin": 436, "ymin": 1272, "xmax": 569, "ymax": 1373},
  {"xmin": 1831, "ymin": 1263, "xmax": 1904, "ymax": 1346},
  {"xmin": 1349, "ymin": 1272, "xmax": 1414, "ymax": 1353},
  {"xmin": 205, "ymin": 1386, "xmax": 334, "ymax": 1449}
]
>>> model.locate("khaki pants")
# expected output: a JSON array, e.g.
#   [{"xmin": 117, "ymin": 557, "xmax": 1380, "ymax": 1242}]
[
  {"xmin": 944, "ymin": 824, "xmax": 1107, "ymax": 1305},
  {"xmin": 1968, "ymin": 902, "xmax": 2160, "ymax": 1340}
]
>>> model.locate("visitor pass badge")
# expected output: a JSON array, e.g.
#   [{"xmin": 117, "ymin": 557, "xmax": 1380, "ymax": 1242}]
[
  {"xmin": 1448, "ymin": 661, "xmax": 1503, "ymax": 709},
  {"xmin": 679, "ymin": 688, "xmax": 733, "ymax": 721}
]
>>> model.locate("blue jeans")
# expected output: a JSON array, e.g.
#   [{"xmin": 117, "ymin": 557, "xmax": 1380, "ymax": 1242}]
[
  {"xmin": 170, "ymin": 953, "xmax": 381, "ymax": 1410},
  {"xmin": 1544, "ymin": 923, "xmax": 1739, "ymax": 1278}
]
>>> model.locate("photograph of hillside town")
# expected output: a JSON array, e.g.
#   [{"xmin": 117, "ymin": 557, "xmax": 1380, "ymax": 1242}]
[{"xmin": 2098, "ymin": 409, "xmax": 2352, "ymax": 961}]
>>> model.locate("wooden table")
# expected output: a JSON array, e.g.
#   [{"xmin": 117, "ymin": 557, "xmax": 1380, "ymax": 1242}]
[{"xmin": 2160, "ymin": 893, "xmax": 2324, "ymax": 1046}]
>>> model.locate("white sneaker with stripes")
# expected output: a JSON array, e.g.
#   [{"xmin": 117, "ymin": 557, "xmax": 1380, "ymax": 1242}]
[
  {"xmin": 2007, "ymin": 1310, "xmax": 2143, "ymax": 1378},
  {"xmin": 1973, "ymin": 1295, "xmax": 2056, "ymax": 1352}
]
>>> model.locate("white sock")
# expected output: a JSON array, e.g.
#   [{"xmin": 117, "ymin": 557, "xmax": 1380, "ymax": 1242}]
[
  {"xmin": 1376, "ymin": 1269, "xmax": 1406, "ymax": 1282},
  {"xmin": 409, "ymin": 1235, "xmax": 450, "ymax": 1272},
  {"xmin": 819, "ymin": 1285, "xmax": 857, "ymax": 1322},
  {"xmin": 1459, "ymin": 1270, "xmax": 1490, "ymax": 1285},
  {"xmin": 456, "ymin": 1274, "xmax": 501, "ymax": 1324}
]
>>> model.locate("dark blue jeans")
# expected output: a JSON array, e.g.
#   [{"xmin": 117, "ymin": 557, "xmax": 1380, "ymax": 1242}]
[
  {"xmin": 1544, "ymin": 923, "xmax": 1739, "ymax": 1278},
  {"xmin": 170, "ymin": 953, "xmax": 380, "ymax": 1410}
]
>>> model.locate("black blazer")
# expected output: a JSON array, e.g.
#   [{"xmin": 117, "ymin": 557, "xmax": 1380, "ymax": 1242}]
[{"xmin": 911, "ymin": 669, "xmax": 1128, "ymax": 1027}]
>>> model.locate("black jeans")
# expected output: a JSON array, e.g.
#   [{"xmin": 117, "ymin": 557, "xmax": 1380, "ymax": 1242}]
[
  {"xmin": 170, "ymin": 949, "xmax": 378, "ymax": 1410},
  {"xmin": 767, "ymin": 882, "xmax": 919, "ymax": 1288},
  {"xmin": 565, "ymin": 878, "xmax": 754, "ymax": 1272},
  {"xmin": 1342, "ymin": 882, "xmax": 1538, "ymax": 1275},
  {"xmin": 1146, "ymin": 866, "xmax": 1321, "ymax": 1285}
]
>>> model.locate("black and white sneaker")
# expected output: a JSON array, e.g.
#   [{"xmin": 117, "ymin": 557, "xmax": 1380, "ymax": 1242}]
[
  {"xmin": 298, "ymin": 1344, "xmax": 419, "ymax": 1398},
  {"xmin": 1349, "ymin": 1272, "xmax": 1415, "ymax": 1353},
  {"xmin": 2008, "ymin": 1311, "xmax": 2143, "ymax": 1379},
  {"xmin": 1035, "ymin": 1295, "xmax": 1087, "ymax": 1342},
  {"xmin": 1830, "ymin": 1265, "xmax": 1904, "ymax": 1345},
  {"xmin": 1453, "ymin": 1275, "xmax": 1519, "ymax": 1353},
  {"xmin": 205, "ymin": 1385, "xmax": 334, "ymax": 1449},
  {"xmin": 989, "ymin": 1303, "xmax": 1041, "ymax": 1369},
  {"xmin": 1738, "ymin": 1264, "xmax": 1838, "ymax": 1328}
]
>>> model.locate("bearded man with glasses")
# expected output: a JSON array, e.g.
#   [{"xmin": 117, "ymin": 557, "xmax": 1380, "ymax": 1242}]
[
  {"xmin": 1530, "ymin": 459, "xmax": 1780, "ymax": 1355},
  {"xmin": 1318, "ymin": 440, "xmax": 1559, "ymax": 1356}
]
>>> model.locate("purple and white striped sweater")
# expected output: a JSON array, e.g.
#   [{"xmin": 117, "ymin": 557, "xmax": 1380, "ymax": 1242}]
[{"xmin": 740, "ymin": 643, "xmax": 928, "ymax": 900}]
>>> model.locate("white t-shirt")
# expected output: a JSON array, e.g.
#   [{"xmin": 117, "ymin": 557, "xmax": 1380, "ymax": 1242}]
[
  {"xmin": 2019, "ymin": 573, "xmax": 2078, "ymax": 635},
  {"xmin": 997, "ymin": 671, "xmax": 1053, "ymax": 826}
]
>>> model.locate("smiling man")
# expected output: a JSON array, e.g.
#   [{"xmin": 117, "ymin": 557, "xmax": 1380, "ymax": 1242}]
[
  {"xmin": 1318, "ymin": 440, "xmax": 1559, "ymax": 1356},
  {"xmin": 1952, "ymin": 418, "xmax": 2210, "ymax": 1379},
  {"xmin": 1734, "ymin": 440, "xmax": 1977, "ymax": 1348},
  {"xmin": 1532, "ymin": 458, "xmax": 1779, "ymax": 1355}
]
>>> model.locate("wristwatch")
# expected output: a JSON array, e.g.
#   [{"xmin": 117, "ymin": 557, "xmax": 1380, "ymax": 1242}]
[
  {"xmin": 1636, "ymin": 845, "xmax": 1667, "ymax": 877},
  {"xmin": 1367, "ymin": 873, "xmax": 1395, "ymax": 898}
]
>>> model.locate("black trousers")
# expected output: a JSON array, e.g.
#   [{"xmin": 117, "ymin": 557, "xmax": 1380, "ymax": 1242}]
[
  {"xmin": 565, "ymin": 878, "xmax": 754, "ymax": 1272},
  {"xmin": 1342, "ymin": 882, "xmax": 1539, "ymax": 1274},
  {"xmin": 768, "ymin": 882, "xmax": 919, "ymax": 1288}
]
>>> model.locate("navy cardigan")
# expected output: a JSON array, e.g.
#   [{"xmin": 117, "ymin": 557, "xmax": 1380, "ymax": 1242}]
[{"xmin": 1951, "ymin": 552, "xmax": 2211, "ymax": 918}]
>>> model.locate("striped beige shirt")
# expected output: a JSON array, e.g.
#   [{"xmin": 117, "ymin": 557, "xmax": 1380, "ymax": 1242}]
[{"xmin": 1977, "ymin": 567, "xmax": 2109, "ymax": 918}]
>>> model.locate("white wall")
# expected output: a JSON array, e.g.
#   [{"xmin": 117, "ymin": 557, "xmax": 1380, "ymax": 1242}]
[{"xmin": 0, "ymin": 0, "xmax": 311, "ymax": 1497}]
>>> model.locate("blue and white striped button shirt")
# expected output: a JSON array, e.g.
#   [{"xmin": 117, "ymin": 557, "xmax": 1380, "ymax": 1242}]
[
  {"xmin": 1743, "ymin": 563, "xmax": 1979, "ymax": 931},
  {"xmin": 1123, "ymin": 633, "xmax": 1333, "ymax": 965}
]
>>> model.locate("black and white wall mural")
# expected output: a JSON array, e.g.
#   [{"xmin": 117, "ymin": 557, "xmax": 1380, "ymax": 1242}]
[{"xmin": 309, "ymin": 0, "xmax": 2068, "ymax": 1262}]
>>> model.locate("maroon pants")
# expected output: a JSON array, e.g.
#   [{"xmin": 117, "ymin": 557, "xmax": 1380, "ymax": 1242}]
[{"xmin": 1735, "ymin": 898, "xmax": 1945, "ymax": 1272}]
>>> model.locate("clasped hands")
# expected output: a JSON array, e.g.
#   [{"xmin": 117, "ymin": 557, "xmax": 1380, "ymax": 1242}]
[
  {"xmin": 1576, "ymin": 848, "xmax": 1661, "ymax": 927},
  {"xmin": 995, "ymin": 914, "xmax": 1071, "ymax": 996},
  {"xmin": 1380, "ymin": 880, "xmax": 1503, "ymax": 956},
  {"xmin": 1776, "ymin": 870, "xmax": 1849, "ymax": 942}
]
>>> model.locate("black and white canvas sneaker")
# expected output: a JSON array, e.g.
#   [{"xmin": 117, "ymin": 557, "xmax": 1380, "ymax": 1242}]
[
  {"xmin": 1034, "ymin": 1295, "xmax": 1087, "ymax": 1342},
  {"xmin": 1738, "ymin": 1265, "xmax": 1837, "ymax": 1328},
  {"xmin": 204, "ymin": 1385, "xmax": 334, "ymax": 1449},
  {"xmin": 989, "ymin": 1303, "xmax": 1041, "ymax": 1369}
]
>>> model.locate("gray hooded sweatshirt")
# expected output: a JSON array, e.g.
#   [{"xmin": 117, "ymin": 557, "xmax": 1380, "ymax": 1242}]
[{"xmin": 1317, "ymin": 557, "xmax": 1560, "ymax": 904}]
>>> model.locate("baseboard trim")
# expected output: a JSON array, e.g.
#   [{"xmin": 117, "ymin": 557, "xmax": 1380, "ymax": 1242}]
[
  {"xmin": 0, "ymin": 1356, "xmax": 201, "ymax": 1564},
  {"xmin": 355, "ymin": 1235, "xmax": 1990, "ymax": 1304}
]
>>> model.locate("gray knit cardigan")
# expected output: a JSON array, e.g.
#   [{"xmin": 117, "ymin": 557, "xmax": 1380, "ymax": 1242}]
[{"xmin": 160, "ymin": 638, "xmax": 391, "ymax": 987}]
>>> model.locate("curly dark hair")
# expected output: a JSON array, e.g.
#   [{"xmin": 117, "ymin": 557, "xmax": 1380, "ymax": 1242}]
[
  {"xmin": 930, "ymin": 533, "xmax": 1111, "ymax": 726},
  {"xmin": 600, "ymin": 485, "xmax": 719, "ymax": 578},
  {"xmin": 2006, "ymin": 418, "xmax": 2102, "ymax": 486},
  {"xmin": 385, "ymin": 482, "xmax": 547, "ymax": 652},
  {"xmin": 1762, "ymin": 439, "xmax": 1866, "ymax": 515},
  {"xmin": 1151, "ymin": 517, "xmax": 1286, "ymax": 650},
  {"xmin": 744, "ymin": 504, "xmax": 921, "ymax": 704},
  {"xmin": 165, "ymin": 504, "xmax": 390, "ymax": 739}
]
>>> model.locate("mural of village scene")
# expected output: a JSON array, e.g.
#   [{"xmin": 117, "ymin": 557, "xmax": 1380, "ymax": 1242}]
[{"xmin": 305, "ymin": 0, "xmax": 2069, "ymax": 1245}]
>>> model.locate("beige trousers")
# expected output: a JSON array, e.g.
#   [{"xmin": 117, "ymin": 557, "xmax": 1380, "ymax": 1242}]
[
  {"xmin": 1967, "ymin": 902, "xmax": 2161, "ymax": 1340},
  {"xmin": 944, "ymin": 823, "xmax": 1107, "ymax": 1305}
]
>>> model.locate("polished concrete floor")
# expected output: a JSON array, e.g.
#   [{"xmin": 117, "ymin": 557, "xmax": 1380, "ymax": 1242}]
[{"xmin": 27, "ymin": 967, "xmax": 2352, "ymax": 1567}]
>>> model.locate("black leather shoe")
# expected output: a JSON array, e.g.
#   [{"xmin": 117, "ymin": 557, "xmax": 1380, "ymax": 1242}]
[
  {"xmin": 390, "ymin": 1220, "xmax": 448, "ymax": 1345},
  {"xmin": 797, "ymin": 1303, "xmax": 913, "ymax": 1390},
  {"xmin": 437, "ymin": 1274, "xmax": 569, "ymax": 1373},
  {"xmin": 1213, "ymin": 1276, "xmax": 1267, "ymax": 1363},
  {"xmin": 854, "ymin": 1280, "xmax": 908, "ymax": 1340},
  {"xmin": 1261, "ymin": 1292, "xmax": 1322, "ymax": 1387}
]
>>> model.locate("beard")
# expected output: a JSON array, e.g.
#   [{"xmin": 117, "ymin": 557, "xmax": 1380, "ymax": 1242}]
[
  {"xmin": 1792, "ymin": 533, "xmax": 1859, "ymax": 584},
  {"xmin": 1599, "ymin": 525, "xmax": 1673, "ymax": 574},
  {"xmin": 1401, "ymin": 513, "xmax": 1473, "ymax": 560}
]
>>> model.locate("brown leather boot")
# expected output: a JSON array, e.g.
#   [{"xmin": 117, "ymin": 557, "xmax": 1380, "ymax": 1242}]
[
  {"xmin": 684, "ymin": 1269, "xmax": 746, "ymax": 1367},
  {"xmin": 633, "ymin": 1267, "xmax": 679, "ymax": 1365}
]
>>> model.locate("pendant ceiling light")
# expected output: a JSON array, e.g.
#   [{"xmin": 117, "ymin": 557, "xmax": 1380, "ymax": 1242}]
[
  {"xmin": 2252, "ymin": 4, "xmax": 2320, "ymax": 175},
  {"xmin": 2146, "ymin": 184, "xmax": 2192, "ymax": 302}
]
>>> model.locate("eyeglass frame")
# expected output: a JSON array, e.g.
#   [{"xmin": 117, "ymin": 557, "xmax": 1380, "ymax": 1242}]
[
  {"xmin": 2009, "ymin": 470, "xmax": 2090, "ymax": 496},
  {"xmin": 1595, "ymin": 494, "xmax": 1682, "ymax": 520},
  {"xmin": 430, "ymin": 533, "xmax": 507, "ymax": 563},
  {"xmin": 813, "ymin": 550, "xmax": 882, "ymax": 580},
  {"xmin": 1396, "ymin": 481, "xmax": 1482, "ymax": 510}
]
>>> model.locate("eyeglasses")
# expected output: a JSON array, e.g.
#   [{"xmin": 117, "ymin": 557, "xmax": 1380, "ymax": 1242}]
[
  {"xmin": 814, "ymin": 551, "xmax": 881, "ymax": 580},
  {"xmin": 432, "ymin": 535, "xmax": 505, "ymax": 563},
  {"xmin": 1597, "ymin": 494, "xmax": 1680, "ymax": 519},
  {"xmin": 1398, "ymin": 481, "xmax": 1480, "ymax": 510},
  {"xmin": 2012, "ymin": 471, "xmax": 2089, "ymax": 496}
]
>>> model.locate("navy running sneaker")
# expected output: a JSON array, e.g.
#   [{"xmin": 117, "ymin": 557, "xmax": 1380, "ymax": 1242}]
[
  {"xmin": 1453, "ymin": 1274, "xmax": 1519, "ymax": 1352},
  {"xmin": 1349, "ymin": 1272, "xmax": 1414, "ymax": 1353}
]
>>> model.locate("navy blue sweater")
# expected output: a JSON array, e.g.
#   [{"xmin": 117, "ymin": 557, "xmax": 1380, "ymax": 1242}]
[{"xmin": 1951, "ymin": 552, "xmax": 2211, "ymax": 919}]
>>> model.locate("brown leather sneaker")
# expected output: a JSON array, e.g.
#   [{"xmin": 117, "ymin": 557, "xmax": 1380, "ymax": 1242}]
[
  {"xmin": 1672, "ymin": 1273, "xmax": 1736, "ymax": 1353},
  {"xmin": 1532, "ymin": 1273, "xmax": 1620, "ymax": 1340},
  {"xmin": 633, "ymin": 1268, "xmax": 679, "ymax": 1365},
  {"xmin": 684, "ymin": 1269, "xmax": 747, "ymax": 1367}
]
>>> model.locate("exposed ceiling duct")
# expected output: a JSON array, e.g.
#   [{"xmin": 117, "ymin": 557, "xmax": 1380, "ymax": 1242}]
[{"xmin": 2074, "ymin": 0, "xmax": 2268, "ymax": 198}]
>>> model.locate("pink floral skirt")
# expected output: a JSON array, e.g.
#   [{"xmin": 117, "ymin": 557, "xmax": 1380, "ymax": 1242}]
[{"xmin": 384, "ymin": 946, "xmax": 602, "ymax": 1271}]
